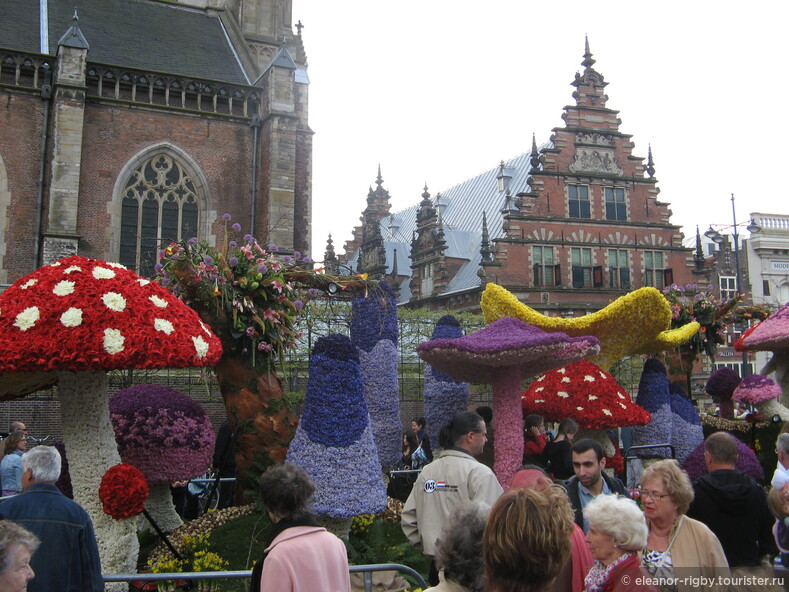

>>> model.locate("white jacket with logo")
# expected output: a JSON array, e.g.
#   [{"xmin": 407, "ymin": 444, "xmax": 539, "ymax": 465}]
[{"xmin": 400, "ymin": 448, "xmax": 503, "ymax": 556}]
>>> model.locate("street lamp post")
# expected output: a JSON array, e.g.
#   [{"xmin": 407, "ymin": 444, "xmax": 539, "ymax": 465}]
[{"xmin": 704, "ymin": 194, "xmax": 761, "ymax": 377}]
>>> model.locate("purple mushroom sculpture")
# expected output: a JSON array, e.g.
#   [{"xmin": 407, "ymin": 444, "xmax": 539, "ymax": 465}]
[
  {"xmin": 423, "ymin": 315, "xmax": 470, "ymax": 449},
  {"xmin": 110, "ymin": 384, "xmax": 216, "ymax": 532},
  {"xmin": 682, "ymin": 433, "xmax": 764, "ymax": 482},
  {"xmin": 705, "ymin": 367, "xmax": 741, "ymax": 419},
  {"xmin": 416, "ymin": 317, "xmax": 600, "ymax": 489},
  {"xmin": 739, "ymin": 302, "xmax": 789, "ymax": 406},
  {"xmin": 286, "ymin": 334, "xmax": 387, "ymax": 535},
  {"xmin": 668, "ymin": 382, "xmax": 704, "ymax": 465},
  {"xmin": 732, "ymin": 374, "xmax": 789, "ymax": 421},
  {"xmin": 633, "ymin": 358, "xmax": 673, "ymax": 459}
]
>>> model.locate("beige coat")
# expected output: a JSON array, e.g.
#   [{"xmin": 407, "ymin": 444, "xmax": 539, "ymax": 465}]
[{"xmin": 400, "ymin": 449, "xmax": 503, "ymax": 556}]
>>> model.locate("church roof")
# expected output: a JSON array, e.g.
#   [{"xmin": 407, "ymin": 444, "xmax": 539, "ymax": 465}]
[
  {"xmin": 0, "ymin": 0, "xmax": 249, "ymax": 84},
  {"xmin": 349, "ymin": 149, "xmax": 542, "ymax": 303}
]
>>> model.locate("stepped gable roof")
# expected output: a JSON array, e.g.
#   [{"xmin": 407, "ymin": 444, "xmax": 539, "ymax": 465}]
[
  {"xmin": 1, "ymin": 0, "xmax": 248, "ymax": 84},
  {"xmin": 348, "ymin": 148, "xmax": 545, "ymax": 303}
]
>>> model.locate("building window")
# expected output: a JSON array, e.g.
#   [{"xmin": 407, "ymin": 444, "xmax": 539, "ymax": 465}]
[
  {"xmin": 568, "ymin": 185, "xmax": 591, "ymax": 219},
  {"xmin": 763, "ymin": 280, "xmax": 771, "ymax": 296},
  {"xmin": 714, "ymin": 362, "xmax": 754, "ymax": 379},
  {"xmin": 643, "ymin": 250, "xmax": 672, "ymax": 289},
  {"xmin": 421, "ymin": 262, "xmax": 434, "ymax": 295},
  {"xmin": 608, "ymin": 249, "xmax": 630, "ymax": 289},
  {"xmin": 119, "ymin": 154, "xmax": 199, "ymax": 277},
  {"xmin": 571, "ymin": 247, "xmax": 593, "ymax": 288},
  {"xmin": 719, "ymin": 276, "xmax": 737, "ymax": 300},
  {"xmin": 604, "ymin": 187, "xmax": 626, "ymax": 221},
  {"xmin": 533, "ymin": 246, "xmax": 560, "ymax": 287}
]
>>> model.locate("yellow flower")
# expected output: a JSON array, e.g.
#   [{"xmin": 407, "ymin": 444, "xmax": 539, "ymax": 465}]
[{"xmin": 480, "ymin": 284, "xmax": 698, "ymax": 370}]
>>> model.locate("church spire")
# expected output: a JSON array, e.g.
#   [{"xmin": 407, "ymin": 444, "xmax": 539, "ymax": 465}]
[
  {"xmin": 646, "ymin": 144, "xmax": 656, "ymax": 178},
  {"xmin": 529, "ymin": 133, "xmax": 541, "ymax": 172},
  {"xmin": 376, "ymin": 164, "xmax": 383, "ymax": 187},
  {"xmin": 582, "ymin": 35, "xmax": 595, "ymax": 70},
  {"xmin": 480, "ymin": 211, "xmax": 493, "ymax": 262}
]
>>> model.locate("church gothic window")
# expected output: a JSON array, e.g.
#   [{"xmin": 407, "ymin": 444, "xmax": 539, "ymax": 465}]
[{"xmin": 119, "ymin": 154, "xmax": 199, "ymax": 277}]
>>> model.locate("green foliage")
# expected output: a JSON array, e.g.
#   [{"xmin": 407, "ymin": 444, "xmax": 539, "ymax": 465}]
[{"xmin": 346, "ymin": 514, "xmax": 430, "ymax": 579}]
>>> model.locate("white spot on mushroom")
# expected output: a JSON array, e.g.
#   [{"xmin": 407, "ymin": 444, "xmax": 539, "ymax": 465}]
[
  {"xmin": 193, "ymin": 335, "xmax": 209, "ymax": 359},
  {"xmin": 20, "ymin": 279, "xmax": 37, "ymax": 289},
  {"xmin": 558, "ymin": 391, "xmax": 569, "ymax": 398},
  {"xmin": 102, "ymin": 292, "xmax": 127, "ymax": 312},
  {"xmin": 584, "ymin": 375, "xmax": 595, "ymax": 382},
  {"xmin": 199, "ymin": 321, "xmax": 212, "ymax": 337},
  {"xmin": 537, "ymin": 375, "xmax": 545, "ymax": 381},
  {"xmin": 154, "ymin": 318, "xmax": 174, "ymax": 335},
  {"xmin": 603, "ymin": 409, "xmax": 613, "ymax": 416},
  {"xmin": 588, "ymin": 395, "xmax": 598, "ymax": 400},
  {"xmin": 103, "ymin": 328, "xmax": 125, "ymax": 354},
  {"xmin": 50, "ymin": 262, "xmax": 62, "ymax": 267},
  {"xmin": 60, "ymin": 308, "xmax": 83, "ymax": 327},
  {"xmin": 93, "ymin": 267, "xmax": 116, "ymax": 280},
  {"xmin": 149, "ymin": 295, "xmax": 168, "ymax": 308},
  {"xmin": 138, "ymin": 279, "xmax": 150, "ymax": 287},
  {"xmin": 535, "ymin": 387, "xmax": 545, "ymax": 393},
  {"xmin": 561, "ymin": 377, "xmax": 570, "ymax": 383},
  {"xmin": 53, "ymin": 280, "xmax": 76, "ymax": 296},
  {"xmin": 576, "ymin": 406, "xmax": 584, "ymax": 411},
  {"xmin": 535, "ymin": 399, "xmax": 545, "ymax": 403},
  {"xmin": 619, "ymin": 402, "xmax": 627, "ymax": 409},
  {"xmin": 558, "ymin": 368, "xmax": 566, "ymax": 374},
  {"xmin": 106, "ymin": 262, "xmax": 127, "ymax": 269},
  {"xmin": 14, "ymin": 307, "xmax": 40, "ymax": 331},
  {"xmin": 599, "ymin": 372, "xmax": 607, "ymax": 379},
  {"xmin": 64, "ymin": 266, "xmax": 82, "ymax": 274}
]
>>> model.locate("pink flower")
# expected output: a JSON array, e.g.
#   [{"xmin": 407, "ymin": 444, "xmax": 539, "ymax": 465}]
[
  {"xmin": 272, "ymin": 280, "xmax": 285, "ymax": 293},
  {"xmin": 264, "ymin": 309, "xmax": 280, "ymax": 324},
  {"xmin": 240, "ymin": 245, "xmax": 254, "ymax": 259}
]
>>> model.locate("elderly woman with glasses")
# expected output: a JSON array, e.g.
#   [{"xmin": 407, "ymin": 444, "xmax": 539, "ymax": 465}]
[{"xmin": 639, "ymin": 460, "xmax": 728, "ymax": 592}]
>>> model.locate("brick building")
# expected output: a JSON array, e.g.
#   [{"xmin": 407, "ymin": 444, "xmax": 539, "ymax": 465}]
[
  {"xmin": 0, "ymin": 0, "xmax": 311, "ymax": 284},
  {"xmin": 339, "ymin": 41, "xmax": 697, "ymax": 316}
]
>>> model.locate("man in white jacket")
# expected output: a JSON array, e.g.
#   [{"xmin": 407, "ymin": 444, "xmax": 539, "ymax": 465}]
[{"xmin": 401, "ymin": 411, "xmax": 503, "ymax": 586}]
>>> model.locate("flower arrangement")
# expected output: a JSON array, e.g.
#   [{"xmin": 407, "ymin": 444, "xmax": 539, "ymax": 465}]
[
  {"xmin": 148, "ymin": 534, "xmax": 228, "ymax": 592},
  {"xmin": 705, "ymin": 367, "xmax": 741, "ymax": 419},
  {"xmin": 662, "ymin": 284, "xmax": 733, "ymax": 358},
  {"xmin": 633, "ymin": 359, "xmax": 673, "ymax": 459},
  {"xmin": 286, "ymin": 334, "xmax": 387, "ymax": 519},
  {"xmin": 99, "ymin": 463, "xmax": 149, "ymax": 520},
  {"xmin": 480, "ymin": 284, "xmax": 698, "ymax": 371},
  {"xmin": 351, "ymin": 282, "xmax": 403, "ymax": 469},
  {"xmin": 668, "ymin": 383, "xmax": 704, "ymax": 464},
  {"xmin": 682, "ymin": 435, "xmax": 764, "ymax": 482}
]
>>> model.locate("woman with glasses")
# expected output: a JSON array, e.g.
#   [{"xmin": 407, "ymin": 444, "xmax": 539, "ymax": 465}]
[{"xmin": 639, "ymin": 460, "xmax": 728, "ymax": 591}]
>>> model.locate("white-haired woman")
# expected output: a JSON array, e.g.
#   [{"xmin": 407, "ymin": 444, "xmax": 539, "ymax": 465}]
[
  {"xmin": 583, "ymin": 495, "xmax": 655, "ymax": 592},
  {"xmin": 0, "ymin": 521, "xmax": 38, "ymax": 592}
]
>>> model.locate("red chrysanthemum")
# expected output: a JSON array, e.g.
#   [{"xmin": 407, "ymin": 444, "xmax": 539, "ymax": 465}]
[{"xmin": 99, "ymin": 463, "xmax": 149, "ymax": 520}]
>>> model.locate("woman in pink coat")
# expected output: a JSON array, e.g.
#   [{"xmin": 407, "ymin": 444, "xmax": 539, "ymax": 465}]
[{"xmin": 250, "ymin": 463, "xmax": 351, "ymax": 592}]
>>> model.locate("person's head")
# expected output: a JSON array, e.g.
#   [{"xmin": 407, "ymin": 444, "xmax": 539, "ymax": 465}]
[
  {"xmin": 483, "ymin": 486, "xmax": 574, "ymax": 592},
  {"xmin": 704, "ymin": 431, "xmax": 738, "ymax": 470},
  {"xmin": 403, "ymin": 430, "xmax": 419, "ymax": 452},
  {"xmin": 8, "ymin": 423, "xmax": 26, "ymax": 435},
  {"xmin": 258, "ymin": 463, "xmax": 315, "ymax": 521},
  {"xmin": 411, "ymin": 417, "xmax": 426, "ymax": 433},
  {"xmin": 0, "ymin": 521, "xmax": 38, "ymax": 592},
  {"xmin": 20, "ymin": 446, "xmax": 61, "ymax": 489},
  {"xmin": 438, "ymin": 411, "xmax": 487, "ymax": 457},
  {"xmin": 768, "ymin": 487, "xmax": 789, "ymax": 521},
  {"xmin": 434, "ymin": 503, "xmax": 489, "ymax": 591},
  {"xmin": 557, "ymin": 418, "xmax": 579, "ymax": 440},
  {"xmin": 584, "ymin": 495, "xmax": 648, "ymax": 565},
  {"xmin": 640, "ymin": 459, "xmax": 694, "ymax": 523},
  {"xmin": 777, "ymin": 434, "xmax": 789, "ymax": 469},
  {"xmin": 511, "ymin": 465, "xmax": 552, "ymax": 491},
  {"xmin": 476, "ymin": 406, "xmax": 493, "ymax": 425},
  {"xmin": 2, "ymin": 433, "xmax": 26, "ymax": 456},
  {"xmin": 524, "ymin": 414, "xmax": 544, "ymax": 432},
  {"xmin": 571, "ymin": 439, "xmax": 605, "ymax": 489}
]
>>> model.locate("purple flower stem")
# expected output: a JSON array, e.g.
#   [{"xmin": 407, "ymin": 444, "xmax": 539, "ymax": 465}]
[{"xmin": 492, "ymin": 366, "xmax": 523, "ymax": 490}]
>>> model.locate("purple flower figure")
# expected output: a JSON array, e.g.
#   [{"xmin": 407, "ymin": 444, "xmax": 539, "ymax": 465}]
[
  {"xmin": 228, "ymin": 256, "xmax": 239, "ymax": 266},
  {"xmin": 244, "ymin": 234, "xmax": 254, "ymax": 243},
  {"xmin": 269, "ymin": 244, "xmax": 279, "ymax": 252},
  {"xmin": 282, "ymin": 256, "xmax": 292, "ymax": 265},
  {"xmin": 187, "ymin": 237, "xmax": 198, "ymax": 245},
  {"xmin": 303, "ymin": 257, "xmax": 313, "ymax": 264},
  {"xmin": 308, "ymin": 288, "xmax": 318, "ymax": 297},
  {"xmin": 231, "ymin": 223, "xmax": 241, "ymax": 232},
  {"xmin": 222, "ymin": 213, "xmax": 232, "ymax": 221},
  {"xmin": 293, "ymin": 251, "xmax": 301, "ymax": 260},
  {"xmin": 677, "ymin": 286, "xmax": 685, "ymax": 292},
  {"xmin": 258, "ymin": 264, "xmax": 268, "ymax": 274},
  {"xmin": 209, "ymin": 272, "xmax": 219, "ymax": 280},
  {"xmin": 158, "ymin": 250, "xmax": 166, "ymax": 260},
  {"xmin": 229, "ymin": 240, "xmax": 237, "ymax": 248},
  {"xmin": 154, "ymin": 263, "xmax": 164, "ymax": 273},
  {"xmin": 294, "ymin": 300, "xmax": 304, "ymax": 310},
  {"xmin": 161, "ymin": 276, "xmax": 171, "ymax": 287},
  {"xmin": 203, "ymin": 255, "xmax": 214, "ymax": 266}
]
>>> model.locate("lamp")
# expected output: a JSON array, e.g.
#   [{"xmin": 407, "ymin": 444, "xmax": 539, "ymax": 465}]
[{"xmin": 747, "ymin": 219, "xmax": 762, "ymax": 234}]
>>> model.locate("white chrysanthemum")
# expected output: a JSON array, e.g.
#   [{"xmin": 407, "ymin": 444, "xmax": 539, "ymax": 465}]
[
  {"xmin": 103, "ymin": 328, "xmax": 125, "ymax": 354},
  {"xmin": 617, "ymin": 393, "xmax": 626, "ymax": 399},
  {"xmin": 149, "ymin": 295, "xmax": 168, "ymax": 308},
  {"xmin": 599, "ymin": 372, "xmax": 607, "ymax": 379},
  {"xmin": 589, "ymin": 395, "xmax": 598, "ymax": 400},
  {"xmin": 537, "ymin": 375, "xmax": 545, "ymax": 381},
  {"xmin": 14, "ymin": 307, "xmax": 40, "ymax": 331},
  {"xmin": 102, "ymin": 292, "xmax": 127, "ymax": 312},
  {"xmin": 53, "ymin": 280, "xmax": 76, "ymax": 296},
  {"xmin": 93, "ymin": 267, "xmax": 116, "ymax": 279},
  {"xmin": 138, "ymin": 279, "xmax": 150, "ymax": 287},
  {"xmin": 561, "ymin": 377, "xmax": 570, "ymax": 383},
  {"xmin": 50, "ymin": 262, "xmax": 61, "ymax": 267},
  {"xmin": 558, "ymin": 391, "xmax": 569, "ymax": 398},
  {"xmin": 558, "ymin": 368, "xmax": 566, "ymax": 374},
  {"xmin": 584, "ymin": 375, "xmax": 595, "ymax": 382},
  {"xmin": 20, "ymin": 279, "xmax": 37, "ymax": 289},
  {"xmin": 535, "ymin": 399, "xmax": 545, "ymax": 403},
  {"xmin": 576, "ymin": 406, "xmax": 584, "ymax": 411},
  {"xmin": 106, "ymin": 262, "xmax": 127, "ymax": 269},
  {"xmin": 60, "ymin": 308, "xmax": 83, "ymax": 327},
  {"xmin": 192, "ymin": 335, "xmax": 209, "ymax": 359},
  {"xmin": 535, "ymin": 387, "xmax": 544, "ymax": 392},
  {"xmin": 64, "ymin": 266, "xmax": 82, "ymax": 274},
  {"xmin": 200, "ymin": 321, "xmax": 212, "ymax": 336},
  {"xmin": 154, "ymin": 318, "xmax": 174, "ymax": 334},
  {"xmin": 619, "ymin": 402, "xmax": 627, "ymax": 409},
  {"xmin": 603, "ymin": 409, "xmax": 613, "ymax": 416}
]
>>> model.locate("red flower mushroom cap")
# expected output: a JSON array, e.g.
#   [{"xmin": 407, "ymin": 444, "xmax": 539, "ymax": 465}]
[
  {"xmin": 0, "ymin": 256, "xmax": 222, "ymax": 398},
  {"xmin": 740, "ymin": 303, "xmax": 789, "ymax": 351},
  {"xmin": 732, "ymin": 374, "xmax": 783, "ymax": 405},
  {"xmin": 734, "ymin": 323, "xmax": 760, "ymax": 352},
  {"xmin": 416, "ymin": 317, "xmax": 600, "ymax": 384},
  {"xmin": 521, "ymin": 359, "xmax": 651, "ymax": 429}
]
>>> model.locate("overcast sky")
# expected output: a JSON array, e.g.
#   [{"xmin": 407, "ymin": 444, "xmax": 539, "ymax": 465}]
[{"xmin": 294, "ymin": 1, "xmax": 787, "ymax": 259}]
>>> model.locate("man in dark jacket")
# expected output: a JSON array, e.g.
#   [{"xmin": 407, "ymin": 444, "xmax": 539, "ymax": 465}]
[
  {"xmin": 687, "ymin": 431, "xmax": 777, "ymax": 567},
  {"xmin": 562, "ymin": 438, "xmax": 629, "ymax": 532}
]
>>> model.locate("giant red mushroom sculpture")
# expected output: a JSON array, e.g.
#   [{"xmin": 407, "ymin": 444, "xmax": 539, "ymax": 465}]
[
  {"xmin": 0, "ymin": 256, "xmax": 222, "ymax": 581},
  {"xmin": 522, "ymin": 359, "xmax": 651, "ymax": 462},
  {"xmin": 738, "ymin": 302, "xmax": 789, "ymax": 406},
  {"xmin": 417, "ymin": 317, "xmax": 600, "ymax": 488}
]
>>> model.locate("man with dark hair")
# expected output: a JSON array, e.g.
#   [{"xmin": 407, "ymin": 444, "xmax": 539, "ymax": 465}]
[
  {"xmin": 562, "ymin": 438, "xmax": 628, "ymax": 532},
  {"xmin": 475, "ymin": 406, "xmax": 494, "ymax": 469},
  {"xmin": 0, "ymin": 446, "xmax": 103, "ymax": 592},
  {"xmin": 687, "ymin": 431, "xmax": 776, "ymax": 567}
]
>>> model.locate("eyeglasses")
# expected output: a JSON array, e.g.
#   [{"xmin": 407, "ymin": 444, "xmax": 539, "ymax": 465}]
[{"xmin": 637, "ymin": 489, "xmax": 669, "ymax": 501}]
